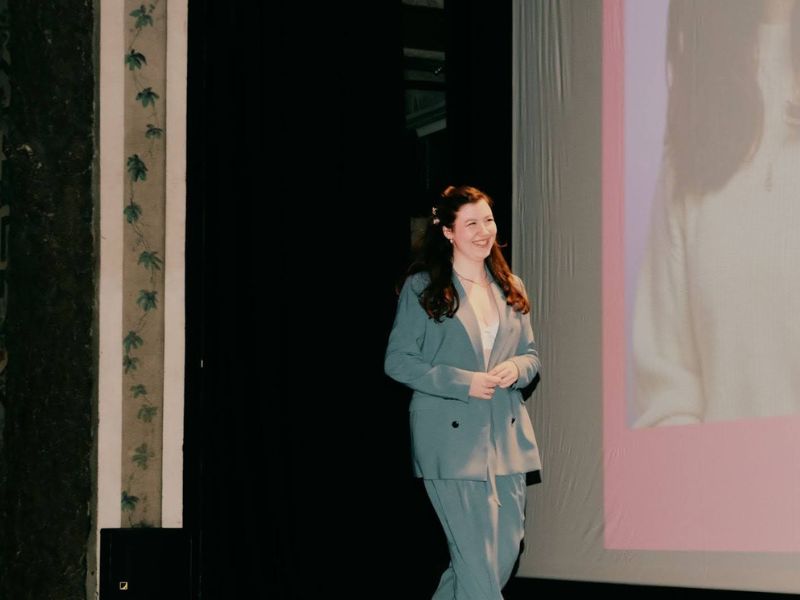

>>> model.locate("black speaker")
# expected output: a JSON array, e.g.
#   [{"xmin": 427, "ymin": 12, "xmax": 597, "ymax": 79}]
[{"xmin": 100, "ymin": 528, "xmax": 192, "ymax": 599}]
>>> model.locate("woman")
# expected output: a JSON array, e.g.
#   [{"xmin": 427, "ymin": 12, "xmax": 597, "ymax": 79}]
[
  {"xmin": 633, "ymin": 0, "xmax": 800, "ymax": 427},
  {"xmin": 385, "ymin": 185, "xmax": 541, "ymax": 599}
]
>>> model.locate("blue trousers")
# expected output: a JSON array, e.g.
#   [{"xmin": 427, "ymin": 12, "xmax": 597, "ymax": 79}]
[{"xmin": 424, "ymin": 474, "xmax": 527, "ymax": 599}]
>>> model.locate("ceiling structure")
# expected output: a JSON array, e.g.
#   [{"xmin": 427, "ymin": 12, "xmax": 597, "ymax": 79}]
[{"xmin": 402, "ymin": 0, "xmax": 445, "ymax": 136}]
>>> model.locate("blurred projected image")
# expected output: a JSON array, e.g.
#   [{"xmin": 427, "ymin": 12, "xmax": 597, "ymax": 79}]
[{"xmin": 631, "ymin": 0, "xmax": 800, "ymax": 427}]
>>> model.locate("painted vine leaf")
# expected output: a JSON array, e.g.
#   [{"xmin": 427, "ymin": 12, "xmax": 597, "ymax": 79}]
[
  {"xmin": 124, "ymin": 202, "xmax": 142, "ymax": 223},
  {"xmin": 123, "ymin": 330, "xmax": 144, "ymax": 353},
  {"xmin": 136, "ymin": 87, "xmax": 159, "ymax": 108},
  {"xmin": 126, "ymin": 154, "xmax": 148, "ymax": 182},
  {"xmin": 145, "ymin": 124, "xmax": 163, "ymax": 139},
  {"xmin": 130, "ymin": 5, "xmax": 154, "ymax": 29},
  {"xmin": 137, "ymin": 403, "xmax": 158, "ymax": 423},
  {"xmin": 132, "ymin": 443, "xmax": 154, "ymax": 469},
  {"xmin": 123, "ymin": 355, "xmax": 139, "ymax": 373},
  {"xmin": 121, "ymin": 490, "xmax": 139, "ymax": 512},
  {"xmin": 138, "ymin": 250, "xmax": 163, "ymax": 271},
  {"xmin": 125, "ymin": 50, "xmax": 146, "ymax": 70},
  {"xmin": 136, "ymin": 290, "xmax": 158, "ymax": 311}
]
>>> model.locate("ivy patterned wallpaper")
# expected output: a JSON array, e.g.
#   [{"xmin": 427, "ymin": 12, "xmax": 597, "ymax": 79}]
[{"xmin": 121, "ymin": 0, "xmax": 166, "ymax": 527}]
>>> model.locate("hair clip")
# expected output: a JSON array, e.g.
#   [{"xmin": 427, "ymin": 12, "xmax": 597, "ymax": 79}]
[{"xmin": 432, "ymin": 206, "xmax": 440, "ymax": 225}]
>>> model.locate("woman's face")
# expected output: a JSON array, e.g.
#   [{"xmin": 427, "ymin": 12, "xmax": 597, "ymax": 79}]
[{"xmin": 444, "ymin": 200, "xmax": 497, "ymax": 263}]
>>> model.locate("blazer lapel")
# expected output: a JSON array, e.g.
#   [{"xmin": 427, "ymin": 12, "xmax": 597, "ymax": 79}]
[{"xmin": 453, "ymin": 276, "xmax": 486, "ymax": 371}]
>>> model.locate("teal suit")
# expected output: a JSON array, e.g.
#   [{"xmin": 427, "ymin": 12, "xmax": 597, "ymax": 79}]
[
  {"xmin": 385, "ymin": 270, "xmax": 542, "ymax": 600},
  {"xmin": 385, "ymin": 271, "xmax": 542, "ymax": 481}
]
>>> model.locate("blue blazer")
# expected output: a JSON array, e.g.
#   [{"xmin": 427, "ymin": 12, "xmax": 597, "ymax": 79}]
[{"xmin": 385, "ymin": 271, "xmax": 542, "ymax": 481}]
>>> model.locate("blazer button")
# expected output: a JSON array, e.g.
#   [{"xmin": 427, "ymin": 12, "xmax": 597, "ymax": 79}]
[
  {"xmin": 511, "ymin": 417, "xmax": 516, "ymax": 424},
  {"xmin": 451, "ymin": 421, "xmax": 460, "ymax": 428}
]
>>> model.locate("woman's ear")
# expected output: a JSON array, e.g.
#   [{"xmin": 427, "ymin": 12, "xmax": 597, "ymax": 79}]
[{"xmin": 442, "ymin": 226, "xmax": 454, "ymax": 242}]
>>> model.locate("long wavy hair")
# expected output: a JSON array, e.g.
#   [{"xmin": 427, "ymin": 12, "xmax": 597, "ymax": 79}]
[
  {"xmin": 406, "ymin": 185, "xmax": 530, "ymax": 322},
  {"xmin": 666, "ymin": 0, "xmax": 800, "ymax": 199}
]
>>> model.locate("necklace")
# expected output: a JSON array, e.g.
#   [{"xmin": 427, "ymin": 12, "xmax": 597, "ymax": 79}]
[{"xmin": 454, "ymin": 269, "xmax": 490, "ymax": 287}]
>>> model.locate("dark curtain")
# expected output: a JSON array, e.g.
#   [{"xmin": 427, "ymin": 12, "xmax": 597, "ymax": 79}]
[{"xmin": 185, "ymin": 1, "xmax": 269, "ymax": 597}]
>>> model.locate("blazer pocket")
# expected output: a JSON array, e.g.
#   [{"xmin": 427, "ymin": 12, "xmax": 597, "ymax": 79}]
[{"xmin": 409, "ymin": 405, "xmax": 489, "ymax": 479}]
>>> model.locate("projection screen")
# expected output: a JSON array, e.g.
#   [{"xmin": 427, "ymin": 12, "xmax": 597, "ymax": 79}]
[{"xmin": 513, "ymin": 0, "xmax": 800, "ymax": 593}]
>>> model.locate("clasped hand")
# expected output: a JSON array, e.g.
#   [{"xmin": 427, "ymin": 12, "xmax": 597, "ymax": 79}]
[{"xmin": 468, "ymin": 361, "xmax": 520, "ymax": 400}]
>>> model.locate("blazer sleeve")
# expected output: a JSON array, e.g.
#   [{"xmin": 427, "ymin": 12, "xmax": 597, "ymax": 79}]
[
  {"xmin": 384, "ymin": 276, "xmax": 474, "ymax": 402},
  {"xmin": 508, "ymin": 276, "xmax": 541, "ymax": 390}
]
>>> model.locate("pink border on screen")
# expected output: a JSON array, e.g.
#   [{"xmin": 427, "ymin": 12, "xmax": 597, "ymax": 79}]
[{"xmin": 602, "ymin": 0, "xmax": 800, "ymax": 552}]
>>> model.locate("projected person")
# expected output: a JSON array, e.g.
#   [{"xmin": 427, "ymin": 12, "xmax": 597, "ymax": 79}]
[
  {"xmin": 385, "ymin": 185, "xmax": 541, "ymax": 599},
  {"xmin": 633, "ymin": 0, "xmax": 800, "ymax": 427}
]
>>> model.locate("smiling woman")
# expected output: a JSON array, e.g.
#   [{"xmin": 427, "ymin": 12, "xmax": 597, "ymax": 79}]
[
  {"xmin": 443, "ymin": 197, "xmax": 497, "ymax": 268},
  {"xmin": 385, "ymin": 184, "xmax": 542, "ymax": 600}
]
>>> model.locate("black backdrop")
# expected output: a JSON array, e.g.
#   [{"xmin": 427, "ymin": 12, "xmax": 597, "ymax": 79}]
[{"xmin": 185, "ymin": 1, "xmax": 269, "ymax": 597}]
